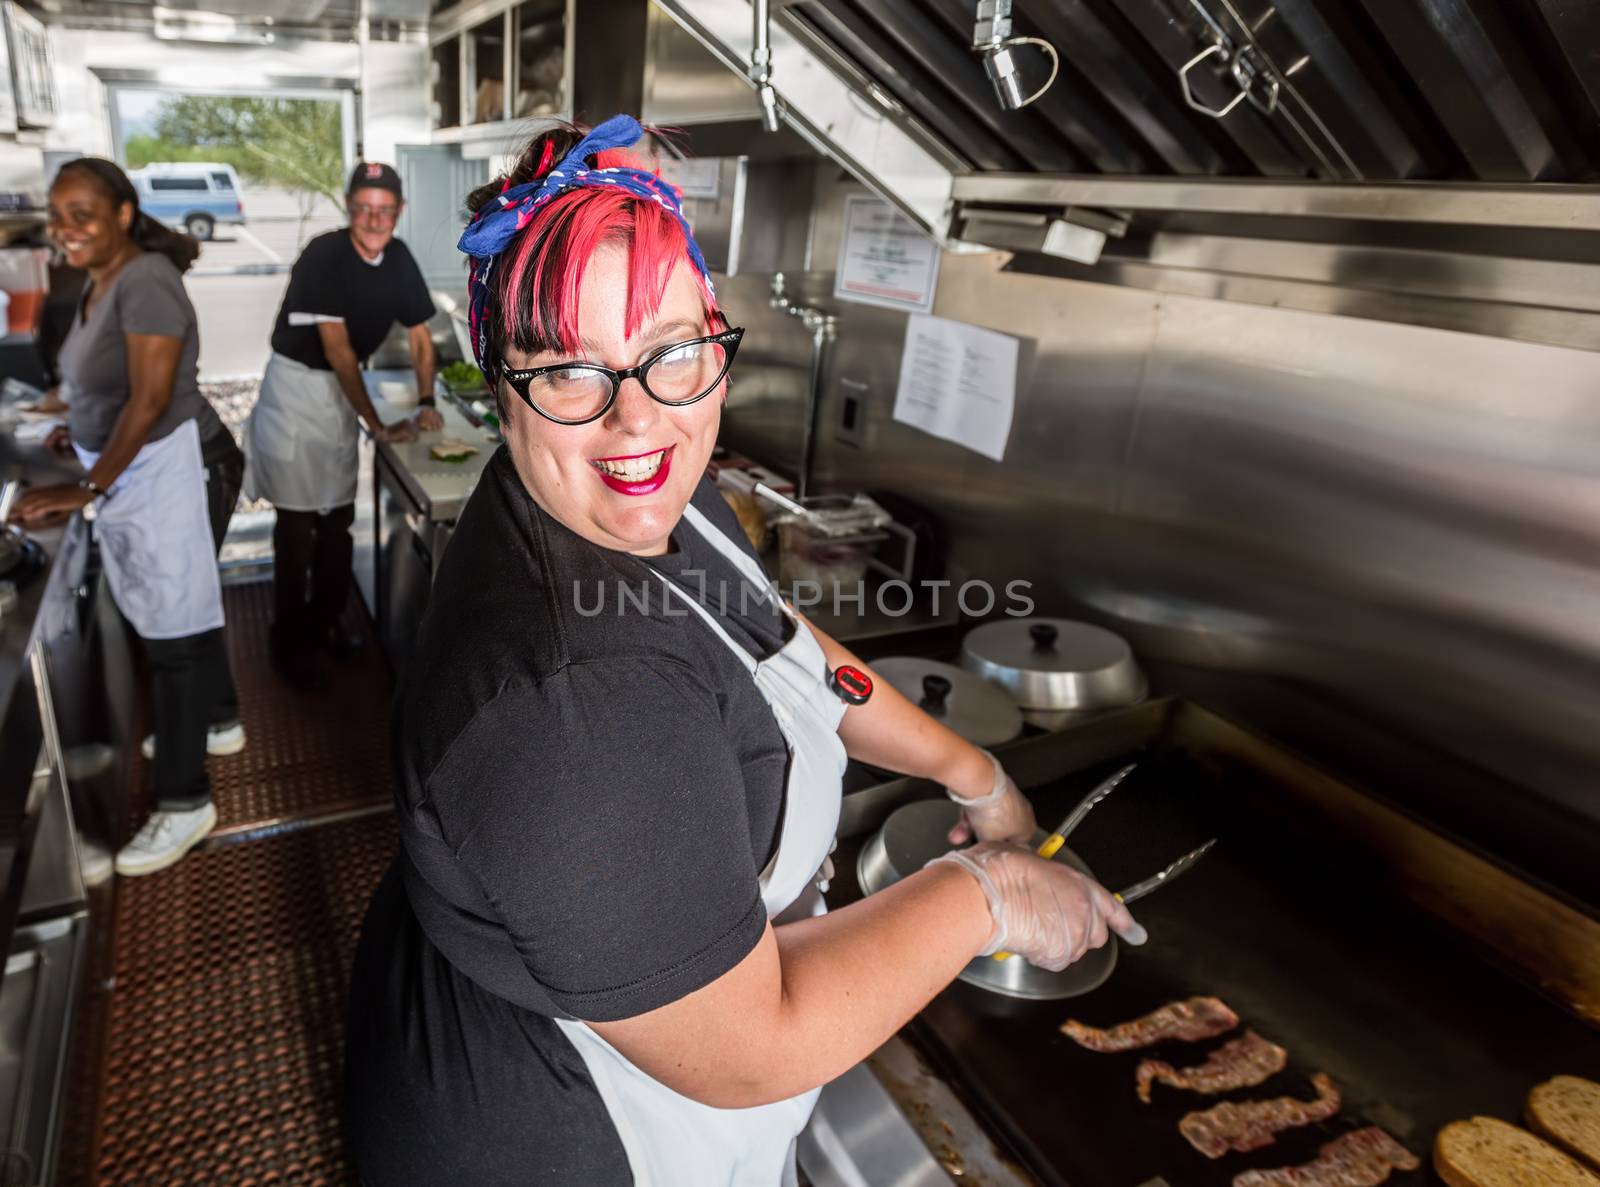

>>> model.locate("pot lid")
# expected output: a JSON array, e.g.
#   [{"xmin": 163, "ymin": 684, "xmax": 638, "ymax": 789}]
[
  {"xmin": 960, "ymin": 618, "xmax": 1146, "ymax": 711},
  {"xmin": 857, "ymin": 799, "xmax": 1116, "ymax": 1000},
  {"xmin": 873, "ymin": 657, "xmax": 1022, "ymax": 747}
]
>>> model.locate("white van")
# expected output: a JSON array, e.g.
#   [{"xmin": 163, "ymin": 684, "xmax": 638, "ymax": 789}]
[{"xmin": 128, "ymin": 162, "xmax": 247, "ymax": 241}]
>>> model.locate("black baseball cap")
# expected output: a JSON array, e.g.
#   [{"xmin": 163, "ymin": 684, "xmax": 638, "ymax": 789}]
[{"xmin": 347, "ymin": 161, "xmax": 403, "ymax": 201}]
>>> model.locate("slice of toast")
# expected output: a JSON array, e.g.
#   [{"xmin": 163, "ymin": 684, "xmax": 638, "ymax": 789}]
[
  {"xmin": 1435, "ymin": 1116, "xmax": 1600, "ymax": 1187},
  {"xmin": 1530, "ymin": 1076, "xmax": 1600, "ymax": 1173}
]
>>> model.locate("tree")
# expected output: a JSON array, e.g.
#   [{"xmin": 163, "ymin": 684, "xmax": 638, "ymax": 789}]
[{"xmin": 146, "ymin": 95, "xmax": 346, "ymax": 210}]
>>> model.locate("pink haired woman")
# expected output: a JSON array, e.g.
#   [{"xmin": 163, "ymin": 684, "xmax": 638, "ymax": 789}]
[{"xmin": 343, "ymin": 116, "xmax": 1144, "ymax": 1185}]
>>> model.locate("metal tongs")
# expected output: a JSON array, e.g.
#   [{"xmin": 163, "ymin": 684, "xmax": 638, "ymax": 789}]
[{"xmin": 995, "ymin": 762, "xmax": 1216, "ymax": 960}]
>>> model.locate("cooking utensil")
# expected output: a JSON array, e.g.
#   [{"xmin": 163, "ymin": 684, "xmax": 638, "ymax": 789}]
[
  {"xmin": 1034, "ymin": 762, "xmax": 1135, "ymax": 861},
  {"xmin": 858, "ymin": 798, "xmax": 1118, "ymax": 1000},
  {"xmin": 961, "ymin": 618, "xmax": 1146, "ymax": 711},
  {"xmin": 1116, "ymin": 838, "xmax": 1216, "ymax": 905},
  {"xmin": 966, "ymin": 761, "xmax": 1214, "ymax": 961},
  {"xmin": 873, "ymin": 657, "xmax": 1022, "ymax": 747},
  {"xmin": 993, "ymin": 762, "xmax": 1135, "ymax": 961}
]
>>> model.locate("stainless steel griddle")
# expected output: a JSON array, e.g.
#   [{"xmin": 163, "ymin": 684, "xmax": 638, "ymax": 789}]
[{"xmin": 829, "ymin": 702, "xmax": 1600, "ymax": 1187}]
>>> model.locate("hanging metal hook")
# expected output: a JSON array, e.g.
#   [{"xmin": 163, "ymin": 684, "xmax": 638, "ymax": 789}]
[{"xmin": 1179, "ymin": 41, "xmax": 1279, "ymax": 119}]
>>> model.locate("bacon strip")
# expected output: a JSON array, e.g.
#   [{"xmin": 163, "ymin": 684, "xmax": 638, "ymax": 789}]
[
  {"xmin": 1179, "ymin": 1073, "xmax": 1342, "ymax": 1158},
  {"xmin": 1136, "ymin": 1030, "xmax": 1287, "ymax": 1103},
  {"xmin": 1061, "ymin": 996, "xmax": 1239, "ymax": 1053},
  {"xmin": 1231, "ymin": 1126, "xmax": 1418, "ymax": 1187}
]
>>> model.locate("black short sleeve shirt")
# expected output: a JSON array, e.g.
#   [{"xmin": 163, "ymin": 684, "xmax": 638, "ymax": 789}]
[
  {"xmin": 394, "ymin": 449, "xmax": 793, "ymax": 1022},
  {"xmin": 269, "ymin": 230, "xmax": 435, "ymax": 369}
]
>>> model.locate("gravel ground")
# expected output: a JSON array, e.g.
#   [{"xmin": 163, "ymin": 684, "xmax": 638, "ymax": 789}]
[{"xmin": 202, "ymin": 377, "xmax": 268, "ymax": 514}]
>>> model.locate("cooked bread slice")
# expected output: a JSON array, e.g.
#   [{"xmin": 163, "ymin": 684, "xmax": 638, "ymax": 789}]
[
  {"xmin": 1530, "ymin": 1076, "xmax": 1600, "ymax": 1173},
  {"xmin": 429, "ymin": 438, "xmax": 480, "ymax": 462},
  {"xmin": 1435, "ymin": 1116, "xmax": 1600, "ymax": 1187}
]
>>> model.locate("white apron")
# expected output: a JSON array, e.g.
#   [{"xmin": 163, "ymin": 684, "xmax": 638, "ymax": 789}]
[
  {"xmin": 242, "ymin": 351, "xmax": 358, "ymax": 512},
  {"xmin": 73, "ymin": 417, "xmax": 225, "ymax": 641},
  {"xmin": 554, "ymin": 501, "xmax": 849, "ymax": 1187}
]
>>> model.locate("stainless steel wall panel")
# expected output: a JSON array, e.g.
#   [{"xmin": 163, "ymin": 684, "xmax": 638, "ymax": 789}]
[
  {"xmin": 642, "ymin": 0, "xmax": 764, "ymax": 124},
  {"xmin": 718, "ymin": 166, "xmax": 1600, "ymax": 904},
  {"xmin": 717, "ymin": 270, "xmax": 821, "ymax": 478}
]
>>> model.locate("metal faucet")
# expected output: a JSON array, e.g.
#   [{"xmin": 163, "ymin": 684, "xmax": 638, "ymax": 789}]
[{"xmin": 769, "ymin": 272, "xmax": 835, "ymax": 501}]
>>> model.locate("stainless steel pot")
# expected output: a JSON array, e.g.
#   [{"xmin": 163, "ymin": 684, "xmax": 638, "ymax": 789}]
[
  {"xmin": 872, "ymin": 657, "xmax": 1023, "ymax": 747},
  {"xmin": 960, "ymin": 618, "xmax": 1146, "ymax": 712},
  {"xmin": 857, "ymin": 799, "xmax": 1117, "ymax": 1000}
]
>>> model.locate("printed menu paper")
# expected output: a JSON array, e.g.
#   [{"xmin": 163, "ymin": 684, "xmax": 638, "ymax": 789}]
[
  {"xmin": 834, "ymin": 196, "xmax": 940, "ymax": 313},
  {"xmin": 892, "ymin": 314, "xmax": 1019, "ymax": 462}
]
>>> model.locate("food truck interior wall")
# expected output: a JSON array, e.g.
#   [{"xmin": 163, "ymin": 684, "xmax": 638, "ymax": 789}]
[
  {"xmin": 707, "ymin": 155, "xmax": 1600, "ymax": 918},
  {"xmin": 20, "ymin": 0, "xmax": 1600, "ymax": 911}
]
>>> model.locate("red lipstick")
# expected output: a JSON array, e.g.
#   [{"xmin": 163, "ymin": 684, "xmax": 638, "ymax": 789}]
[{"xmin": 593, "ymin": 444, "xmax": 674, "ymax": 496}]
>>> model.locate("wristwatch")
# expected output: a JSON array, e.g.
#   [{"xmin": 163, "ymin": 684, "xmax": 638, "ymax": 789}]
[{"xmin": 77, "ymin": 476, "xmax": 109, "ymax": 499}]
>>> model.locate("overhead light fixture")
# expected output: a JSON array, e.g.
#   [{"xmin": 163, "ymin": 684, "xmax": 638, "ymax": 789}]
[
  {"xmin": 152, "ymin": 7, "xmax": 273, "ymax": 43},
  {"xmin": 972, "ymin": 0, "xmax": 1059, "ymax": 111}
]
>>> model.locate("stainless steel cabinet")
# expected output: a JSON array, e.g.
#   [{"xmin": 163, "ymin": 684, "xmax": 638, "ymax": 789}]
[{"xmin": 375, "ymin": 451, "xmax": 452, "ymax": 680}]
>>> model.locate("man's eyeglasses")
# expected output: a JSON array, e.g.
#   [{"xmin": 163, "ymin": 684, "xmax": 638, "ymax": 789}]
[
  {"xmin": 350, "ymin": 203, "xmax": 399, "ymax": 223},
  {"xmin": 497, "ymin": 327, "xmax": 744, "ymax": 426}
]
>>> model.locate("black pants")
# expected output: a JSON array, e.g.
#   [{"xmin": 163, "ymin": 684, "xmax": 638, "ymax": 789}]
[
  {"xmin": 141, "ymin": 426, "xmax": 244, "ymax": 812},
  {"xmin": 272, "ymin": 502, "xmax": 355, "ymax": 651}
]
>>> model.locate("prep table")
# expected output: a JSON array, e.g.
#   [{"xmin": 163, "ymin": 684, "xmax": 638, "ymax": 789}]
[{"xmin": 351, "ymin": 370, "xmax": 497, "ymax": 676}]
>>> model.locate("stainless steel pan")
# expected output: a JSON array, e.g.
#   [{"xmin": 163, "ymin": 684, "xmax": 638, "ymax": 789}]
[{"xmin": 858, "ymin": 798, "xmax": 1117, "ymax": 1000}]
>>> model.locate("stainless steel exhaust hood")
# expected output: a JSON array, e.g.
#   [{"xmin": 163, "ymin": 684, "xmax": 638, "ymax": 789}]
[{"xmin": 651, "ymin": 0, "xmax": 1600, "ymax": 350}]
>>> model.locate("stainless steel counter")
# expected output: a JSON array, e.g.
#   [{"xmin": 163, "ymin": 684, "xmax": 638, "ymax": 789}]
[
  {"xmin": 0, "ymin": 437, "xmax": 83, "ymax": 948},
  {"xmin": 363, "ymin": 371, "xmax": 497, "ymax": 523},
  {"xmin": 0, "ymin": 432, "xmax": 91, "ymax": 1183},
  {"xmin": 356, "ymin": 371, "xmax": 498, "ymax": 675}
]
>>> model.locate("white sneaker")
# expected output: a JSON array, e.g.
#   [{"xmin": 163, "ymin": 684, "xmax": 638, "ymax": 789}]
[
  {"xmin": 141, "ymin": 721, "xmax": 247, "ymax": 761},
  {"xmin": 114, "ymin": 803, "xmax": 218, "ymax": 877},
  {"xmin": 77, "ymin": 835, "xmax": 114, "ymax": 888}
]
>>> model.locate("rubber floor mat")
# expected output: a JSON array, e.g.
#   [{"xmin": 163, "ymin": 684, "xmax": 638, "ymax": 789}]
[
  {"xmin": 136, "ymin": 581, "xmax": 395, "ymax": 838},
  {"xmin": 60, "ymin": 812, "xmax": 398, "ymax": 1187}
]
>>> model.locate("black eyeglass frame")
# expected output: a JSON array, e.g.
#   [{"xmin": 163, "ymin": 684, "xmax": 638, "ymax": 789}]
[{"xmin": 496, "ymin": 326, "xmax": 746, "ymax": 426}]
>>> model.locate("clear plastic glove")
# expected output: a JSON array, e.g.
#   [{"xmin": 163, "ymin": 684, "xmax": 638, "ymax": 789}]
[
  {"xmin": 415, "ymin": 405, "xmax": 444, "ymax": 432},
  {"xmin": 947, "ymin": 750, "xmax": 1038, "ymax": 846},
  {"xmin": 929, "ymin": 841, "xmax": 1148, "ymax": 971},
  {"xmin": 377, "ymin": 419, "xmax": 418, "ymax": 445}
]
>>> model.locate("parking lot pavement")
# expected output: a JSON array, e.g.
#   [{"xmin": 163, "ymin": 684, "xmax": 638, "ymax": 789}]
[
  {"xmin": 192, "ymin": 270, "xmax": 289, "ymax": 379},
  {"xmin": 192, "ymin": 214, "xmax": 343, "ymax": 275}
]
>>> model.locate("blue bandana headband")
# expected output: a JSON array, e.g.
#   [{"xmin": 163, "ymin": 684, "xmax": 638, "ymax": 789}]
[{"xmin": 456, "ymin": 114, "xmax": 715, "ymax": 374}]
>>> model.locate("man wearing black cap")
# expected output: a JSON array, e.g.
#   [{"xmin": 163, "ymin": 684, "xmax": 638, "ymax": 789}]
[{"xmin": 243, "ymin": 161, "xmax": 441, "ymax": 690}]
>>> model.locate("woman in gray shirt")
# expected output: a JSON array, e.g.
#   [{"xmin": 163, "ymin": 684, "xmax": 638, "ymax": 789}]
[{"xmin": 10, "ymin": 158, "xmax": 245, "ymax": 878}]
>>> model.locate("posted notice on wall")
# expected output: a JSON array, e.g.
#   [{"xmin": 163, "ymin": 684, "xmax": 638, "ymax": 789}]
[
  {"xmin": 892, "ymin": 314, "xmax": 1019, "ymax": 462},
  {"xmin": 834, "ymin": 196, "xmax": 940, "ymax": 313},
  {"xmin": 657, "ymin": 157, "xmax": 722, "ymax": 201}
]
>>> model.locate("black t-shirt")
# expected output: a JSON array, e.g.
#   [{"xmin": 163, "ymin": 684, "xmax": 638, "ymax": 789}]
[
  {"xmin": 269, "ymin": 230, "xmax": 435, "ymax": 369},
  {"xmin": 393, "ymin": 447, "xmax": 793, "ymax": 1022}
]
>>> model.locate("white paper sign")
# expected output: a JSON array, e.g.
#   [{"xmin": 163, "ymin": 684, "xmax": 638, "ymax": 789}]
[
  {"xmin": 834, "ymin": 196, "xmax": 940, "ymax": 313},
  {"xmin": 893, "ymin": 314, "xmax": 1019, "ymax": 462},
  {"xmin": 658, "ymin": 157, "xmax": 722, "ymax": 200}
]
